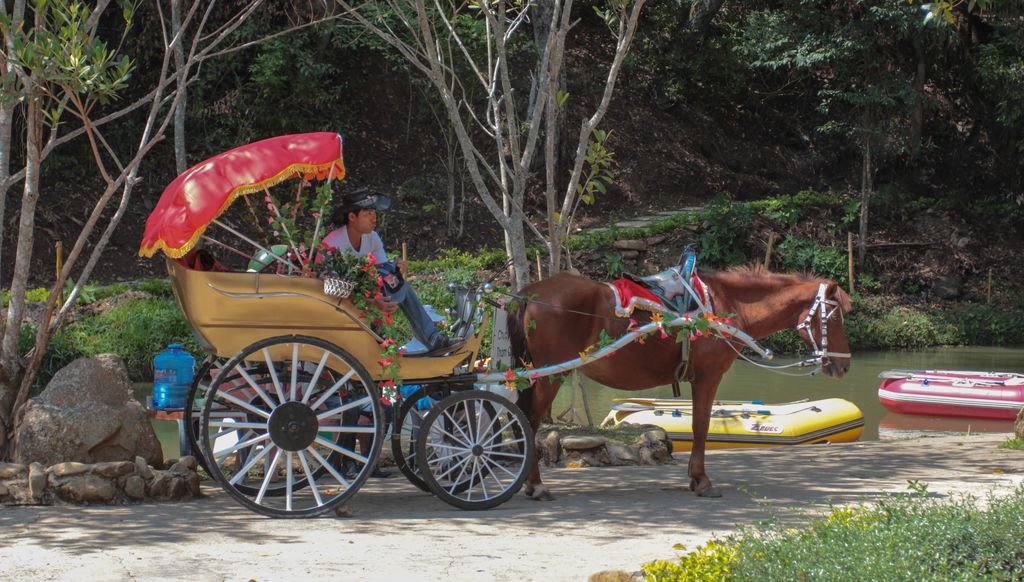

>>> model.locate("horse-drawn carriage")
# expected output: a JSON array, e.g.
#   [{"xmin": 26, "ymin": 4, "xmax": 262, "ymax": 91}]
[{"xmin": 140, "ymin": 133, "xmax": 853, "ymax": 518}]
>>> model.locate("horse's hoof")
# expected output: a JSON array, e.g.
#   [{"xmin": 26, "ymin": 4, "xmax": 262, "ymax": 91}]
[
  {"xmin": 696, "ymin": 486, "xmax": 722, "ymax": 498},
  {"xmin": 526, "ymin": 484, "xmax": 554, "ymax": 501}
]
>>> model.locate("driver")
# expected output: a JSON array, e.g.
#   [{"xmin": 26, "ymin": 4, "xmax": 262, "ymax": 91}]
[{"xmin": 323, "ymin": 188, "xmax": 465, "ymax": 356}]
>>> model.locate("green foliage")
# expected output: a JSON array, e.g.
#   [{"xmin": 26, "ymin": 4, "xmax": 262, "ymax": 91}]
[
  {"xmin": 576, "ymin": 129, "xmax": 616, "ymax": 206},
  {"xmin": 750, "ymin": 190, "xmax": 858, "ymax": 231},
  {"xmin": 775, "ymin": 235, "xmax": 848, "ymax": 284},
  {"xmin": 645, "ymin": 486, "xmax": 1024, "ymax": 580},
  {"xmin": 6, "ymin": 1, "xmax": 135, "ymax": 111},
  {"xmin": 845, "ymin": 298, "xmax": 961, "ymax": 350},
  {"xmin": 948, "ymin": 303, "xmax": 1024, "ymax": 346},
  {"xmin": 697, "ymin": 195, "xmax": 752, "ymax": 267},
  {"xmin": 18, "ymin": 325, "xmax": 85, "ymax": 392},
  {"xmin": 603, "ymin": 251, "xmax": 626, "ymax": 278},
  {"xmin": 758, "ymin": 329, "xmax": 804, "ymax": 355},
  {"xmin": 408, "ymin": 247, "xmax": 507, "ymax": 276},
  {"xmin": 976, "ymin": 26, "xmax": 1024, "ymax": 128},
  {"xmin": 68, "ymin": 297, "xmax": 198, "ymax": 381},
  {"xmin": 998, "ymin": 437, "xmax": 1024, "ymax": 450}
]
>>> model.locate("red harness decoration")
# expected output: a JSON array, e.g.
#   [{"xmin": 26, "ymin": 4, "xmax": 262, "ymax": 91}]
[
  {"xmin": 608, "ymin": 278, "xmax": 671, "ymax": 317},
  {"xmin": 608, "ymin": 275, "xmax": 710, "ymax": 318}
]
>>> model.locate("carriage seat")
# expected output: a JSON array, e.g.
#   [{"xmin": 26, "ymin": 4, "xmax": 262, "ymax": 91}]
[{"xmin": 621, "ymin": 267, "xmax": 704, "ymax": 314}]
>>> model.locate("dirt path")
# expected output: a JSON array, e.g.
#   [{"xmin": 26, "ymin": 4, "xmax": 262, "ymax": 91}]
[{"xmin": 1, "ymin": 434, "xmax": 1021, "ymax": 581}]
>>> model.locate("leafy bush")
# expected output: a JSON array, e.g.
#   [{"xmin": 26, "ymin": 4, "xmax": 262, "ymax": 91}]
[
  {"xmin": 697, "ymin": 195, "xmax": 753, "ymax": 267},
  {"xmin": 644, "ymin": 486, "xmax": 1024, "ymax": 580},
  {"xmin": 948, "ymin": 303, "xmax": 1024, "ymax": 346},
  {"xmin": 68, "ymin": 297, "xmax": 198, "ymax": 381},
  {"xmin": 751, "ymin": 189, "xmax": 857, "ymax": 231},
  {"xmin": 775, "ymin": 235, "xmax": 848, "ymax": 284},
  {"xmin": 845, "ymin": 302, "xmax": 961, "ymax": 350},
  {"xmin": 17, "ymin": 325, "xmax": 86, "ymax": 393}
]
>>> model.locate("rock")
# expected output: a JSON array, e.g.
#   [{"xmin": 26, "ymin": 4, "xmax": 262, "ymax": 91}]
[
  {"xmin": 561, "ymin": 435, "xmax": 607, "ymax": 450},
  {"xmin": 176, "ymin": 455, "xmax": 198, "ymax": 472},
  {"xmin": 617, "ymin": 250, "xmax": 640, "ymax": 259},
  {"xmin": 1016, "ymin": 407, "xmax": 1024, "ymax": 440},
  {"xmin": 932, "ymin": 273, "xmax": 962, "ymax": 300},
  {"xmin": 566, "ymin": 448, "xmax": 610, "ymax": 467},
  {"xmin": 644, "ymin": 235, "xmax": 667, "ymax": 246},
  {"xmin": 57, "ymin": 474, "xmax": 116, "ymax": 503},
  {"xmin": 0, "ymin": 482, "xmax": 8, "ymax": 498},
  {"xmin": 92, "ymin": 461, "xmax": 135, "ymax": 478},
  {"xmin": 613, "ymin": 239, "xmax": 648, "ymax": 251},
  {"xmin": 135, "ymin": 456, "xmax": 154, "ymax": 481},
  {"xmin": 334, "ymin": 502, "xmax": 355, "ymax": 517},
  {"xmin": 184, "ymin": 472, "xmax": 202, "ymax": 498},
  {"xmin": 169, "ymin": 456, "xmax": 197, "ymax": 476},
  {"xmin": 537, "ymin": 431, "xmax": 562, "ymax": 466},
  {"xmin": 590, "ymin": 570, "xmax": 637, "ymax": 582},
  {"xmin": 123, "ymin": 475, "xmax": 146, "ymax": 500},
  {"xmin": 29, "ymin": 463, "xmax": 47, "ymax": 501},
  {"xmin": 148, "ymin": 470, "xmax": 172, "ymax": 499},
  {"xmin": 12, "ymin": 355, "xmax": 163, "ymax": 467},
  {"xmin": 50, "ymin": 462, "xmax": 91, "ymax": 478},
  {"xmin": 605, "ymin": 442, "xmax": 640, "ymax": 466},
  {"xmin": 0, "ymin": 462, "xmax": 26, "ymax": 480},
  {"xmin": 637, "ymin": 429, "xmax": 673, "ymax": 464},
  {"xmin": 166, "ymin": 477, "xmax": 187, "ymax": 499}
]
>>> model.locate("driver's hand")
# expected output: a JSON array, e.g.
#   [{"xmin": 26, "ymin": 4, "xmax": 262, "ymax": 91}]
[{"xmin": 373, "ymin": 295, "xmax": 399, "ymax": 313}]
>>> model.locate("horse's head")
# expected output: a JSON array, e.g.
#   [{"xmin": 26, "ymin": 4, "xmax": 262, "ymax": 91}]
[{"xmin": 794, "ymin": 281, "xmax": 852, "ymax": 378}]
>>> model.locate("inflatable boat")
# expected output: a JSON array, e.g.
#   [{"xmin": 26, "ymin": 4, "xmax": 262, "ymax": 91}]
[
  {"xmin": 602, "ymin": 397, "xmax": 865, "ymax": 452},
  {"xmin": 878, "ymin": 369, "xmax": 1024, "ymax": 421}
]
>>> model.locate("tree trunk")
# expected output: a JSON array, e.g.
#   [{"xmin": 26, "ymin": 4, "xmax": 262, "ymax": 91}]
[
  {"xmin": 686, "ymin": 0, "xmax": 725, "ymax": 39},
  {"xmin": 171, "ymin": 0, "xmax": 187, "ymax": 174},
  {"xmin": 909, "ymin": 35, "xmax": 926, "ymax": 161},
  {"xmin": 0, "ymin": 94, "xmax": 42, "ymax": 455},
  {"xmin": 0, "ymin": 0, "xmax": 26, "ymax": 296},
  {"xmin": 858, "ymin": 109, "xmax": 874, "ymax": 266}
]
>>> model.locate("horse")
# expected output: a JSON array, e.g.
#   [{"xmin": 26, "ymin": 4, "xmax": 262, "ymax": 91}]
[{"xmin": 507, "ymin": 265, "xmax": 852, "ymax": 500}]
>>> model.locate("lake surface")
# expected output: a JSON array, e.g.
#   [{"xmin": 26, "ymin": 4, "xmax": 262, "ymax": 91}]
[
  {"xmin": 143, "ymin": 346, "xmax": 1024, "ymax": 460},
  {"xmin": 550, "ymin": 346, "xmax": 1024, "ymax": 441}
]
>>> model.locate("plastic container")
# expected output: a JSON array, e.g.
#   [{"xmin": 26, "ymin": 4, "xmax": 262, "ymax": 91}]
[{"xmin": 152, "ymin": 343, "xmax": 195, "ymax": 410}]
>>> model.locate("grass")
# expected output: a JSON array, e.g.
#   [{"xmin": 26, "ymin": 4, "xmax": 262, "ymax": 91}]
[
  {"xmin": 998, "ymin": 437, "xmax": 1024, "ymax": 450},
  {"xmin": 643, "ymin": 483, "xmax": 1024, "ymax": 581}
]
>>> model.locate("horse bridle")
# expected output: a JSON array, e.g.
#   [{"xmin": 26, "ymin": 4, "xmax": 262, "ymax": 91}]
[{"xmin": 795, "ymin": 282, "xmax": 851, "ymax": 366}]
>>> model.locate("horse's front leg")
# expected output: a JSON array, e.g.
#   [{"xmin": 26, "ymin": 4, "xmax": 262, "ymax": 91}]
[
  {"xmin": 687, "ymin": 374, "xmax": 724, "ymax": 498},
  {"xmin": 523, "ymin": 376, "xmax": 560, "ymax": 501}
]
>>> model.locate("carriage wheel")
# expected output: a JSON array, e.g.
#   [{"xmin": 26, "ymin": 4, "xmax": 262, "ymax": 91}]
[
  {"xmin": 184, "ymin": 355, "xmax": 221, "ymax": 472},
  {"xmin": 415, "ymin": 391, "xmax": 535, "ymax": 510},
  {"xmin": 200, "ymin": 335, "xmax": 383, "ymax": 518},
  {"xmin": 391, "ymin": 385, "xmax": 476, "ymax": 493}
]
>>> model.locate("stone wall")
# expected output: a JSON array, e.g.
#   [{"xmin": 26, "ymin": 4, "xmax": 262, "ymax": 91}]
[{"xmin": 0, "ymin": 456, "xmax": 201, "ymax": 506}]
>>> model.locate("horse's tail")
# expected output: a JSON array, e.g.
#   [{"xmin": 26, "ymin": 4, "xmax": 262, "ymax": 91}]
[{"xmin": 506, "ymin": 299, "xmax": 534, "ymax": 420}]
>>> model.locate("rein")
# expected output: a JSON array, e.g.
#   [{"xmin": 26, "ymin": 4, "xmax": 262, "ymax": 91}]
[{"xmin": 726, "ymin": 282, "xmax": 849, "ymax": 376}]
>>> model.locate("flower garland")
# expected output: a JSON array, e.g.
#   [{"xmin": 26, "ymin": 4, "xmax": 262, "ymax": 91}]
[
  {"xmin": 319, "ymin": 249, "xmax": 405, "ymax": 403},
  {"xmin": 254, "ymin": 182, "xmax": 404, "ymax": 403}
]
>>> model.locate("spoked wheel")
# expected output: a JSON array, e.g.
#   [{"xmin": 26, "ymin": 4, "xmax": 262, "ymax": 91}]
[
  {"xmin": 200, "ymin": 335, "xmax": 383, "ymax": 517},
  {"xmin": 416, "ymin": 390, "xmax": 535, "ymax": 510},
  {"xmin": 184, "ymin": 355, "xmax": 222, "ymax": 472},
  {"xmin": 391, "ymin": 385, "xmax": 446, "ymax": 492}
]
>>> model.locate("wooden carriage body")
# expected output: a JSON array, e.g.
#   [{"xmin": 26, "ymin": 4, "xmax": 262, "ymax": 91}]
[{"xmin": 167, "ymin": 259, "xmax": 484, "ymax": 382}]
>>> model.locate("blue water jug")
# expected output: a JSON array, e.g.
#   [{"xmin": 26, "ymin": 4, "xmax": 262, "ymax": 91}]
[{"xmin": 152, "ymin": 343, "xmax": 195, "ymax": 410}]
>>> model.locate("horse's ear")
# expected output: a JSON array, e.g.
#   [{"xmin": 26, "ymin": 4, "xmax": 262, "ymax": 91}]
[{"xmin": 827, "ymin": 282, "xmax": 853, "ymax": 312}]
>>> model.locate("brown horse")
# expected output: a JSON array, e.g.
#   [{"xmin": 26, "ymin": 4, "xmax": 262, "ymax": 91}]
[{"xmin": 508, "ymin": 266, "xmax": 852, "ymax": 500}]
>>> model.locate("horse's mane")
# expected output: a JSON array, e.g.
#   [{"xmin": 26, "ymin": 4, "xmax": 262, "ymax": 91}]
[{"xmin": 712, "ymin": 263, "xmax": 821, "ymax": 284}]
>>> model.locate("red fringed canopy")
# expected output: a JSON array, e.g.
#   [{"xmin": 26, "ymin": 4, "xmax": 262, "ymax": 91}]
[{"xmin": 139, "ymin": 132, "xmax": 345, "ymax": 258}]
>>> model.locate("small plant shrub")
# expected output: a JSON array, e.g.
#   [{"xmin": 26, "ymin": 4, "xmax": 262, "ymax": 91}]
[
  {"xmin": 644, "ymin": 486, "xmax": 1024, "ymax": 580},
  {"xmin": 775, "ymin": 235, "xmax": 848, "ymax": 285},
  {"xmin": 697, "ymin": 195, "xmax": 753, "ymax": 267},
  {"xmin": 68, "ymin": 297, "xmax": 198, "ymax": 381}
]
